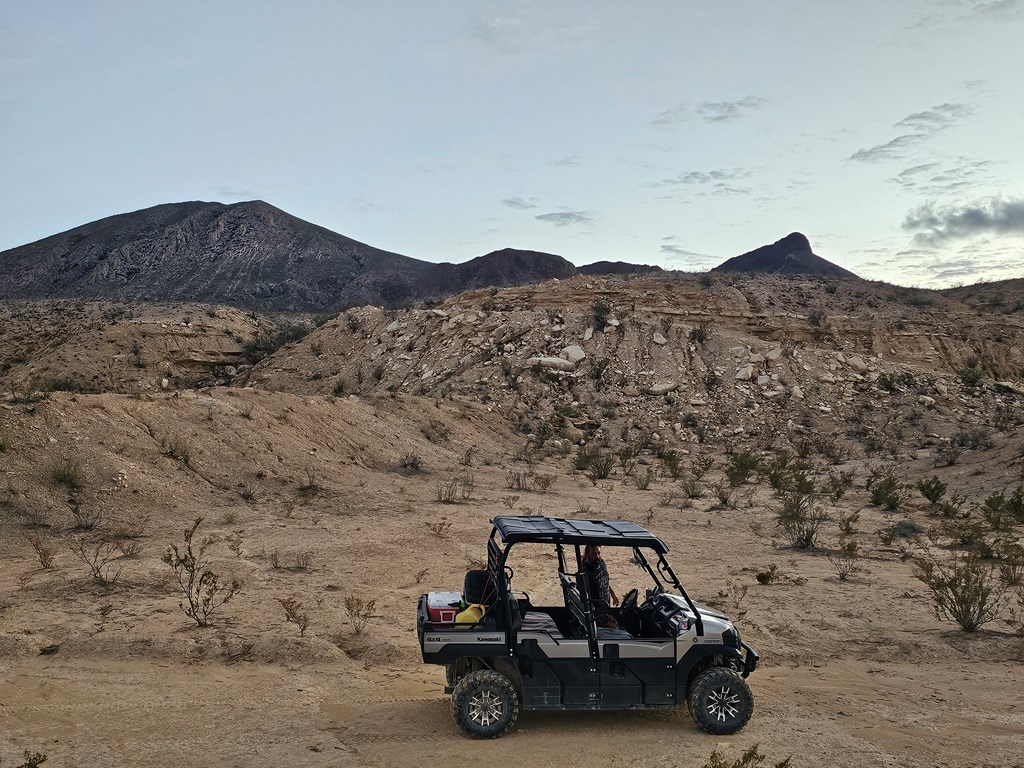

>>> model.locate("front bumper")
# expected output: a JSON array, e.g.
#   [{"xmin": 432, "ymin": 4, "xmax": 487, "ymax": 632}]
[{"xmin": 741, "ymin": 641, "xmax": 760, "ymax": 677}]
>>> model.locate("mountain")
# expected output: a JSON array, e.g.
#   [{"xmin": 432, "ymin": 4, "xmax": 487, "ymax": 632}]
[
  {"xmin": 711, "ymin": 232, "xmax": 859, "ymax": 279},
  {"xmin": 0, "ymin": 202, "xmax": 577, "ymax": 312},
  {"xmin": 578, "ymin": 261, "xmax": 663, "ymax": 276}
]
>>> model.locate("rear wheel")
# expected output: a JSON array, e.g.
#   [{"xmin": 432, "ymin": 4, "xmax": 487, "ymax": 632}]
[
  {"xmin": 450, "ymin": 670, "xmax": 520, "ymax": 739},
  {"xmin": 687, "ymin": 667, "xmax": 753, "ymax": 735}
]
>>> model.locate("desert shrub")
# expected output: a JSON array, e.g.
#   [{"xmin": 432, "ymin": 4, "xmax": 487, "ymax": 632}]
[
  {"xmin": 26, "ymin": 534, "xmax": 57, "ymax": 568},
  {"xmin": 575, "ymin": 499, "xmax": 592, "ymax": 516},
  {"xmin": 825, "ymin": 469, "xmax": 854, "ymax": 501},
  {"xmin": 586, "ymin": 453, "xmax": 616, "ymax": 481},
  {"xmin": 827, "ymin": 540, "xmax": 860, "ymax": 581},
  {"xmin": 633, "ymin": 468, "xmax": 655, "ymax": 491},
  {"xmin": 958, "ymin": 365, "xmax": 984, "ymax": 388},
  {"xmin": 689, "ymin": 321, "xmax": 713, "ymax": 345},
  {"xmin": 878, "ymin": 519, "xmax": 925, "ymax": 545},
  {"xmin": 162, "ymin": 517, "xmax": 241, "ymax": 627},
  {"xmin": 690, "ymin": 455, "xmax": 714, "ymax": 479},
  {"xmin": 298, "ymin": 468, "xmax": 322, "ymax": 498},
  {"xmin": 954, "ymin": 427, "xmax": 994, "ymax": 449},
  {"xmin": 755, "ymin": 564, "xmax": 779, "ymax": 585},
  {"xmin": 344, "ymin": 595, "xmax": 375, "ymax": 634},
  {"xmin": 995, "ymin": 539, "xmax": 1024, "ymax": 586},
  {"xmin": 917, "ymin": 476, "xmax": 947, "ymax": 505},
  {"xmin": 279, "ymin": 597, "xmax": 311, "ymax": 637},
  {"xmin": 837, "ymin": 510, "xmax": 860, "ymax": 535},
  {"xmin": 8, "ymin": 751, "xmax": 48, "ymax": 768},
  {"xmin": 941, "ymin": 518, "xmax": 989, "ymax": 550},
  {"xmin": 725, "ymin": 451, "xmax": 759, "ymax": 486},
  {"xmin": 993, "ymin": 402, "xmax": 1020, "ymax": 432},
  {"xmin": 398, "ymin": 452, "xmax": 422, "ymax": 473},
  {"xmin": 533, "ymin": 473, "xmax": 558, "ymax": 492},
  {"xmin": 876, "ymin": 371, "xmax": 917, "ymax": 392},
  {"xmin": 49, "ymin": 458, "xmax": 84, "ymax": 490},
  {"xmin": 505, "ymin": 470, "xmax": 532, "ymax": 491},
  {"xmin": 435, "ymin": 479, "xmax": 460, "ymax": 503},
  {"xmin": 68, "ymin": 499, "xmax": 101, "ymax": 531},
  {"xmin": 421, "ymin": 418, "xmax": 451, "ymax": 443},
  {"xmin": 914, "ymin": 552, "xmax": 1006, "ymax": 632},
  {"xmin": 776, "ymin": 492, "xmax": 827, "ymax": 549},
  {"xmin": 241, "ymin": 323, "xmax": 311, "ymax": 363},
  {"xmin": 762, "ymin": 451, "xmax": 791, "ymax": 491},
  {"xmin": 712, "ymin": 480, "xmax": 736, "ymax": 508},
  {"xmin": 71, "ymin": 538, "xmax": 123, "ymax": 585},
  {"xmin": 936, "ymin": 443, "xmax": 963, "ymax": 466},
  {"xmin": 160, "ymin": 433, "xmax": 193, "ymax": 466},
  {"xmin": 592, "ymin": 299, "xmax": 612, "ymax": 327},
  {"xmin": 681, "ymin": 476, "xmax": 705, "ymax": 499},
  {"xmin": 659, "ymin": 450, "xmax": 683, "ymax": 479},
  {"xmin": 701, "ymin": 744, "xmax": 790, "ymax": 768},
  {"xmin": 815, "ymin": 436, "xmax": 848, "ymax": 464},
  {"xmin": 982, "ymin": 493, "xmax": 1014, "ymax": 531},
  {"xmin": 869, "ymin": 474, "xmax": 906, "ymax": 511}
]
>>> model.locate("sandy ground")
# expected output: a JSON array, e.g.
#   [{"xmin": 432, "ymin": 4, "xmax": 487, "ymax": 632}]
[{"xmin": 2, "ymin": 387, "xmax": 1024, "ymax": 768}]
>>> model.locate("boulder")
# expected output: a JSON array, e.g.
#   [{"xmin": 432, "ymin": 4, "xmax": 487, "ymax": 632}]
[
  {"xmin": 561, "ymin": 345, "xmax": 586, "ymax": 364},
  {"xmin": 526, "ymin": 356, "xmax": 576, "ymax": 372},
  {"xmin": 735, "ymin": 364, "xmax": 754, "ymax": 381},
  {"xmin": 847, "ymin": 355, "xmax": 868, "ymax": 373},
  {"xmin": 653, "ymin": 332, "xmax": 668, "ymax": 346},
  {"xmin": 649, "ymin": 382, "xmax": 679, "ymax": 396}
]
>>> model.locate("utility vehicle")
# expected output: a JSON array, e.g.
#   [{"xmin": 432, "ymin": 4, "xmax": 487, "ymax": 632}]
[{"xmin": 416, "ymin": 515, "xmax": 759, "ymax": 738}]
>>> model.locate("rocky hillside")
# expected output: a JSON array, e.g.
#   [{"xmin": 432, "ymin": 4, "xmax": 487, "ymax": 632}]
[
  {"xmin": 713, "ymin": 232, "xmax": 859, "ymax": 279},
  {"xmin": 0, "ymin": 203, "xmax": 583, "ymax": 312}
]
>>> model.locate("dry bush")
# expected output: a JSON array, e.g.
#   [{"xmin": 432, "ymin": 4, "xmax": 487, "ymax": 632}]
[
  {"xmin": 436, "ymin": 479, "xmax": 460, "ymax": 503},
  {"xmin": 71, "ymin": 538, "xmax": 123, "ymax": 585},
  {"xmin": 690, "ymin": 455, "xmax": 714, "ymax": 479},
  {"xmin": 109, "ymin": 513, "xmax": 149, "ymax": 539},
  {"xmin": 279, "ymin": 597, "xmax": 311, "ymax": 637},
  {"xmin": 345, "ymin": 595, "xmax": 376, "ymax": 634},
  {"xmin": 50, "ymin": 458, "xmax": 84, "ymax": 490},
  {"xmin": 68, "ymin": 499, "xmax": 101, "ymax": 531},
  {"xmin": 500, "ymin": 495, "xmax": 519, "ymax": 509},
  {"xmin": 755, "ymin": 564, "xmax": 779, "ymax": 585},
  {"xmin": 426, "ymin": 519, "xmax": 452, "ymax": 537},
  {"xmin": 26, "ymin": 533, "xmax": 57, "ymax": 568},
  {"xmin": 776, "ymin": 492, "xmax": 827, "ymax": 550},
  {"xmin": 701, "ymin": 743, "xmax": 791, "ymax": 768},
  {"xmin": 914, "ymin": 552, "xmax": 1007, "ymax": 632},
  {"xmin": 414, "ymin": 568, "xmax": 429, "ymax": 584},
  {"xmin": 533, "ymin": 473, "xmax": 558, "ymax": 492},
  {"xmin": 298, "ymin": 468, "xmax": 322, "ymax": 498},
  {"xmin": 162, "ymin": 516, "xmax": 241, "ymax": 627},
  {"xmin": 398, "ymin": 452, "xmax": 422, "ymax": 473},
  {"xmin": 632, "ymin": 468, "xmax": 655, "ymax": 491},
  {"xmin": 576, "ymin": 499, "xmax": 593, "ymax": 516},
  {"xmin": 294, "ymin": 550, "xmax": 312, "ymax": 570},
  {"xmin": 160, "ymin": 433, "xmax": 193, "ymax": 466},
  {"xmin": 837, "ymin": 510, "xmax": 860, "ymax": 535},
  {"xmin": 681, "ymin": 476, "xmax": 705, "ymax": 499},
  {"xmin": 827, "ymin": 540, "xmax": 860, "ymax": 581},
  {"xmin": 115, "ymin": 538, "xmax": 144, "ymax": 558},
  {"xmin": 505, "ymin": 470, "xmax": 532, "ymax": 491}
]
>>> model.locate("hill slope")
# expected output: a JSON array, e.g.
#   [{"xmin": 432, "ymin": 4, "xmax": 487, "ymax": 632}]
[{"xmin": 712, "ymin": 232, "xmax": 859, "ymax": 279}]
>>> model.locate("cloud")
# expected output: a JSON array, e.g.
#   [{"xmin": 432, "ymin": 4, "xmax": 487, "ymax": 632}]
[
  {"xmin": 535, "ymin": 210, "xmax": 594, "ymax": 226},
  {"xmin": 660, "ymin": 168, "xmax": 750, "ymax": 185},
  {"xmin": 970, "ymin": 0, "xmax": 1024, "ymax": 19},
  {"xmin": 500, "ymin": 196, "xmax": 538, "ymax": 210},
  {"xmin": 549, "ymin": 155, "xmax": 581, "ymax": 167},
  {"xmin": 895, "ymin": 103, "xmax": 971, "ymax": 132},
  {"xmin": 903, "ymin": 197, "xmax": 1024, "ymax": 245},
  {"xmin": 849, "ymin": 134, "xmax": 925, "ymax": 163},
  {"xmin": 650, "ymin": 95, "xmax": 766, "ymax": 128},
  {"xmin": 891, "ymin": 158, "xmax": 992, "ymax": 195},
  {"xmin": 849, "ymin": 102, "xmax": 970, "ymax": 162}
]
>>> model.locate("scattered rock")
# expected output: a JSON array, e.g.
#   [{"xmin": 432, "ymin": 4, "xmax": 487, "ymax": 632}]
[
  {"xmin": 649, "ymin": 382, "xmax": 679, "ymax": 396},
  {"xmin": 526, "ymin": 356, "xmax": 576, "ymax": 372},
  {"xmin": 653, "ymin": 332, "xmax": 667, "ymax": 346},
  {"xmin": 561, "ymin": 345, "xmax": 586, "ymax": 364}
]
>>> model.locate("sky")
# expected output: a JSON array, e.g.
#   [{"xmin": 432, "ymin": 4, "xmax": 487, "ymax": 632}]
[{"xmin": 1, "ymin": 0, "xmax": 1023, "ymax": 287}]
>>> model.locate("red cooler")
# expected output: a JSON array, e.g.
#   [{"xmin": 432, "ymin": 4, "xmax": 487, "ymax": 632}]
[{"xmin": 426, "ymin": 591, "xmax": 462, "ymax": 624}]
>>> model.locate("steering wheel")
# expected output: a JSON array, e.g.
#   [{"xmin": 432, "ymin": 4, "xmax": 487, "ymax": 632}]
[{"xmin": 620, "ymin": 588, "xmax": 639, "ymax": 613}]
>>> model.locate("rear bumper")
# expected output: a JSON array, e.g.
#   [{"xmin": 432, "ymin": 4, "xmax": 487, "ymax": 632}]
[{"xmin": 741, "ymin": 641, "xmax": 760, "ymax": 677}]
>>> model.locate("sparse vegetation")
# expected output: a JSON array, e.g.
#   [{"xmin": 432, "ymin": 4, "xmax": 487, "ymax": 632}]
[
  {"xmin": 776, "ymin": 492, "xmax": 827, "ymax": 550},
  {"xmin": 279, "ymin": 597, "xmax": 311, "ymax": 637},
  {"xmin": 162, "ymin": 517, "xmax": 241, "ymax": 627},
  {"xmin": 26, "ymin": 534, "xmax": 57, "ymax": 569},
  {"xmin": 49, "ymin": 458, "xmax": 84, "ymax": 490},
  {"xmin": 700, "ymin": 743, "xmax": 791, "ymax": 768},
  {"xmin": 71, "ymin": 538, "xmax": 123, "ymax": 585},
  {"xmin": 914, "ymin": 552, "xmax": 1007, "ymax": 632},
  {"xmin": 344, "ymin": 595, "xmax": 375, "ymax": 635},
  {"xmin": 827, "ymin": 540, "xmax": 860, "ymax": 580}
]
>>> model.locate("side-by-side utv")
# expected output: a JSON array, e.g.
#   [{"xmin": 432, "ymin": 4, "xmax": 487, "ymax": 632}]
[{"xmin": 416, "ymin": 515, "xmax": 759, "ymax": 738}]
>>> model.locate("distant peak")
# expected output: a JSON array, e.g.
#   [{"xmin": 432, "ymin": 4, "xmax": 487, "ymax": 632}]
[{"xmin": 776, "ymin": 232, "xmax": 812, "ymax": 252}]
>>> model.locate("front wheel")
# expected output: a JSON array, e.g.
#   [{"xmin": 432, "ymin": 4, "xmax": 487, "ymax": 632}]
[
  {"xmin": 687, "ymin": 667, "xmax": 754, "ymax": 735},
  {"xmin": 450, "ymin": 670, "xmax": 520, "ymax": 739}
]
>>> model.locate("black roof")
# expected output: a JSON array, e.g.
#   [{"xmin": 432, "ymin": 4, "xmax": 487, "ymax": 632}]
[{"xmin": 490, "ymin": 515, "xmax": 668, "ymax": 554}]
